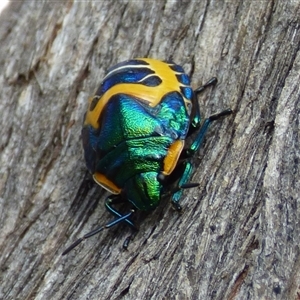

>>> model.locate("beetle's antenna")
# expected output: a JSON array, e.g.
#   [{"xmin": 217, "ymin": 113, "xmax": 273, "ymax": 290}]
[{"xmin": 62, "ymin": 210, "xmax": 134, "ymax": 256}]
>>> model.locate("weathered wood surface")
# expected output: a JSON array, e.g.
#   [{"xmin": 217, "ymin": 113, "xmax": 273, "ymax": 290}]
[{"xmin": 0, "ymin": 1, "xmax": 299, "ymax": 299}]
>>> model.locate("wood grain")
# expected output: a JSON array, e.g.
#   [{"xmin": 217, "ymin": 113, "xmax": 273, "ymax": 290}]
[{"xmin": 0, "ymin": 1, "xmax": 299, "ymax": 299}]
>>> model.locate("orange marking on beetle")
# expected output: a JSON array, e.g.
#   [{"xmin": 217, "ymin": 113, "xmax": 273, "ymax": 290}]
[
  {"xmin": 93, "ymin": 173, "xmax": 121, "ymax": 194},
  {"xmin": 85, "ymin": 59, "xmax": 190, "ymax": 129},
  {"xmin": 162, "ymin": 140, "xmax": 185, "ymax": 175}
]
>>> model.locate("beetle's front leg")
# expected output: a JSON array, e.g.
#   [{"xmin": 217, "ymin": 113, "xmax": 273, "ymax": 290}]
[{"xmin": 189, "ymin": 77, "xmax": 218, "ymax": 130}]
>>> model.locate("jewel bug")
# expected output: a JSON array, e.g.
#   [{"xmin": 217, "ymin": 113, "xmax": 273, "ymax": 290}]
[{"xmin": 62, "ymin": 58, "xmax": 232, "ymax": 255}]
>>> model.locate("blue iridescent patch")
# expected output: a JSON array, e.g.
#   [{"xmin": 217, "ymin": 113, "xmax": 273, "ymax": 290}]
[
  {"xmin": 180, "ymin": 86, "xmax": 193, "ymax": 100},
  {"xmin": 176, "ymin": 74, "xmax": 190, "ymax": 85},
  {"xmin": 96, "ymin": 68, "xmax": 155, "ymax": 96},
  {"xmin": 169, "ymin": 64, "xmax": 185, "ymax": 73}
]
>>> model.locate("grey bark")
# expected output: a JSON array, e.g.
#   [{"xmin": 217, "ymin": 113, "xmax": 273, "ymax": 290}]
[{"xmin": 0, "ymin": 1, "xmax": 299, "ymax": 299}]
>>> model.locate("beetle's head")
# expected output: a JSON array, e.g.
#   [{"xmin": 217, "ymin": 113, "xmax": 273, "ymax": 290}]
[{"xmin": 124, "ymin": 172, "xmax": 162, "ymax": 211}]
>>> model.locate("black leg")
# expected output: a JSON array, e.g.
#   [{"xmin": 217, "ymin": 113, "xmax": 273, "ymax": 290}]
[{"xmin": 105, "ymin": 195, "xmax": 138, "ymax": 230}]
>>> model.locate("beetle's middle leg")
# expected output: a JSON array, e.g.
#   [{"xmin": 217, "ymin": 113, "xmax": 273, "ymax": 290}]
[{"xmin": 168, "ymin": 159, "xmax": 195, "ymax": 211}]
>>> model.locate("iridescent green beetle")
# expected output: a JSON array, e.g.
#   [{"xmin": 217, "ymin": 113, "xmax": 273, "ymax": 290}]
[{"xmin": 62, "ymin": 58, "xmax": 232, "ymax": 255}]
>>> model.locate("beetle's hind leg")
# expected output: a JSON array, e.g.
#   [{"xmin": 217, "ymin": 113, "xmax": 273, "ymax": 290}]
[
  {"xmin": 105, "ymin": 195, "xmax": 139, "ymax": 249},
  {"xmin": 61, "ymin": 196, "xmax": 136, "ymax": 255},
  {"xmin": 105, "ymin": 195, "xmax": 138, "ymax": 230}
]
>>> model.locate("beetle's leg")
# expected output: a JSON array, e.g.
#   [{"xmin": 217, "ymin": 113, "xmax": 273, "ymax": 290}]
[
  {"xmin": 171, "ymin": 161, "xmax": 194, "ymax": 210},
  {"xmin": 62, "ymin": 209, "xmax": 134, "ymax": 255},
  {"xmin": 183, "ymin": 76, "xmax": 232, "ymax": 156},
  {"xmin": 194, "ymin": 77, "xmax": 218, "ymax": 93},
  {"xmin": 186, "ymin": 109, "xmax": 233, "ymax": 157},
  {"xmin": 105, "ymin": 195, "xmax": 139, "ymax": 249},
  {"xmin": 105, "ymin": 195, "xmax": 138, "ymax": 230},
  {"xmin": 122, "ymin": 231, "xmax": 138, "ymax": 250},
  {"xmin": 172, "ymin": 109, "xmax": 232, "ymax": 209},
  {"xmin": 189, "ymin": 77, "xmax": 218, "ymax": 131},
  {"xmin": 62, "ymin": 195, "xmax": 138, "ymax": 255},
  {"xmin": 171, "ymin": 76, "xmax": 232, "ymax": 208}
]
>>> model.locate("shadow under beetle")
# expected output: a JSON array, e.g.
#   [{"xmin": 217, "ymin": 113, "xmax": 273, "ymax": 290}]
[{"xmin": 62, "ymin": 58, "xmax": 232, "ymax": 255}]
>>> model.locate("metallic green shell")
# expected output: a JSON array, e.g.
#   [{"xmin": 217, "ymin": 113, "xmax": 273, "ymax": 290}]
[{"xmin": 82, "ymin": 59, "xmax": 194, "ymax": 210}]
